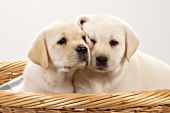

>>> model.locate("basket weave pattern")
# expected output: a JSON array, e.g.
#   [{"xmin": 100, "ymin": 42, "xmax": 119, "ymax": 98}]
[{"xmin": 0, "ymin": 61, "xmax": 170, "ymax": 113}]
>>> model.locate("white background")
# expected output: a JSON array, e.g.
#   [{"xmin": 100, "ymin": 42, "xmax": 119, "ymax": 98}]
[{"xmin": 0, "ymin": 0, "xmax": 170, "ymax": 64}]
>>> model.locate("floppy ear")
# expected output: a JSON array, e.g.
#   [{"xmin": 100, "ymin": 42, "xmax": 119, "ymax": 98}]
[
  {"xmin": 125, "ymin": 24, "xmax": 139, "ymax": 61},
  {"xmin": 76, "ymin": 15, "xmax": 90, "ymax": 29},
  {"xmin": 76, "ymin": 16, "xmax": 93, "ymax": 49},
  {"xmin": 28, "ymin": 31, "xmax": 49, "ymax": 68},
  {"xmin": 84, "ymin": 34, "xmax": 93, "ymax": 49}
]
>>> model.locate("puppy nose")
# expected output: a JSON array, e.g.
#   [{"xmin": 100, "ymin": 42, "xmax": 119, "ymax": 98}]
[
  {"xmin": 76, "ymin": 45, "xmax": 87, "ymax": 54},
  {"xmin": 96, "ymin": 56, "xmax": 108, "ymax": 63}
]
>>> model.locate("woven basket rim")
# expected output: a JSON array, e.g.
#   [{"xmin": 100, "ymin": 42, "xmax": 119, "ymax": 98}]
[{"xmin": 0, "ymin": 60, "xmax": 170, "ymax": 112}]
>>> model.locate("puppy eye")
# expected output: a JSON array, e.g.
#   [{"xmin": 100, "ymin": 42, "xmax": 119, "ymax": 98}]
[
  {"xmin": 57, "ymin": 37, "xmax": 66, "ymax": 45},
  {"xmin": 110, "ymin": 39, "xmax": 119, "ymax": 47},
  {"xmin": 90, "ymin": 39, "xmax": 96, "ymax": 44},
  {"xmin": 82, "ymin": 35, "xmax": 86, "ymax": 42}
]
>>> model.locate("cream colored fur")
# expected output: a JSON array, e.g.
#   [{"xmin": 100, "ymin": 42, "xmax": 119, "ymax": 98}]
[
  {"xmin": 74, "ymin": 14, "xmax": 170, "ymax": 93},
  {"xmin": 13, "ymin": 22, "xmax": 90, "ymax": 93}
]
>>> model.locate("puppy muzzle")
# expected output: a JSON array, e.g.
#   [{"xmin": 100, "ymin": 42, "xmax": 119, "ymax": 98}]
[
  {"xmin": 75, "ymin": 45, "xmax": 88, "ymax": 62},
  {"xmin": 95, "ymin": 56, "xmax": 108, "ymax": 69}
]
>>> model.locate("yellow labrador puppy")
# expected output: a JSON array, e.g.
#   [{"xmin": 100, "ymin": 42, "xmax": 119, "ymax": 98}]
[
  {"xmin": 74, "ymin": 14, "xmax": 170, "ymax": 93},
  {"xmin": 13, "ymin": 22, "xmax": 90, "ymax": 93}
]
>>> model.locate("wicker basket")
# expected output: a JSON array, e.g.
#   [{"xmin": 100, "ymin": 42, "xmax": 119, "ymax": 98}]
[{"xmin": 0, "ymin": 61, "xmax": 170, "ymax": 113}]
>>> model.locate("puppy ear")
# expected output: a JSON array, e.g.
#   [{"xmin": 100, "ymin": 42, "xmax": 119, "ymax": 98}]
[
  {"xmin": 76, "ymin": 16, "xmax": 93, "ymax": 49},
  {"xmin": 76, "ymin": 15, "xmax": 89, "ymax": 28},
  {"xmin": 125, "ymin": 24, "xmax": 139, "ymax": 61},
  {"xmin": 85, "ymin": 35, "xmax": 93, "ymax": 49},
  {"xmin": 28, "ymin": 31, "xmax": 49, "ymax": 68}
]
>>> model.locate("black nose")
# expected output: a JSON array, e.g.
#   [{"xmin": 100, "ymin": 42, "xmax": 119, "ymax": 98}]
[
  {"xmin": 76, "ymin": 45, "xmax": 87, "ymax": 54},
  {"xmin": 96, "ymin": 56, "xmax": 108, "ymax": 64}
]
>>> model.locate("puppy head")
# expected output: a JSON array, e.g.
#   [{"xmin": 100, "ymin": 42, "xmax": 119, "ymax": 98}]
[
  {"xmin": 76, "ymin": 14, "xmax": 139, "ymax": 73},
  {"xmin": 28, "ymin": 22, "xmax": 90, "ymax": 71}
]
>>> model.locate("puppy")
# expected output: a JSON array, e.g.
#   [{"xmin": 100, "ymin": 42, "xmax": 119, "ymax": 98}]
[
  {"xmin": 13, "ymin": 22, "xmax": 90, "ymax": 93},
  {"xmin": 74, "ymin": 14, "xmax": 170, "ymax": 93}
]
